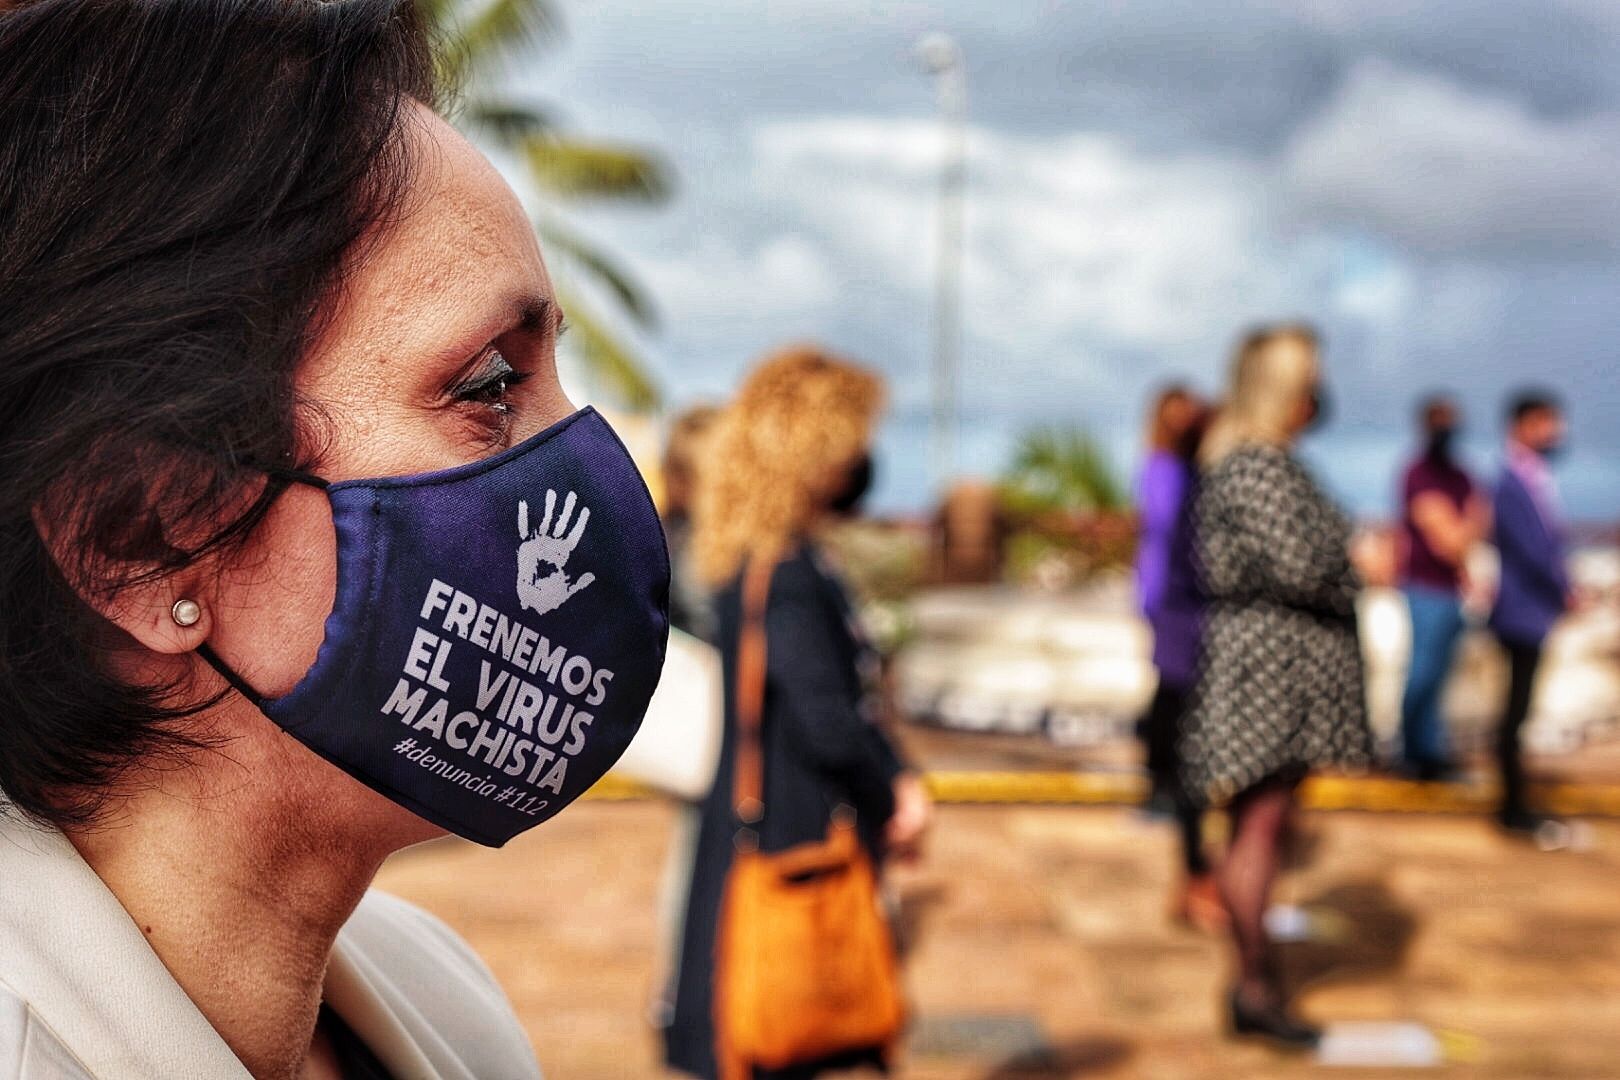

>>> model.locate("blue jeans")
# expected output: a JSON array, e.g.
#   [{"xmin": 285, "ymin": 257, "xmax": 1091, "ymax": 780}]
[{"xmin": 1401, "ymin": 585, "xmax": 1466, "ymax": 766}]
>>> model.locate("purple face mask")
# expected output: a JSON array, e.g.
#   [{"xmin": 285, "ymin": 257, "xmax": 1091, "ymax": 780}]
[{"xmin": 201, "ymin": 408, "xmax": 670, "ymax": 847}]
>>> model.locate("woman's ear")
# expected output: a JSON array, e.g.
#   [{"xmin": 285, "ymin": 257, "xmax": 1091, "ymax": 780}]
[
  {"xmin": 116, "ymin": 585, "xmax": 218, "ymax": 657},
  {"xmin": 29, "ymin": 501, "xmax": 219, "ymax": 657}
]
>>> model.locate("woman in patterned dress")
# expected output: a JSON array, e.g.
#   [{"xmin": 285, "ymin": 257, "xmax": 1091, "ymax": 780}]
[{"xmin": 1182, "ymin": 325, "xmax": 1374, "ymax": 1048}]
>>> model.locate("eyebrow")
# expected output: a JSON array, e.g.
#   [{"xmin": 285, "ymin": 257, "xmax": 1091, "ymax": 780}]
[{"xmin": 515, "ymin": 295, "xmax": 563, "ymax": 335}]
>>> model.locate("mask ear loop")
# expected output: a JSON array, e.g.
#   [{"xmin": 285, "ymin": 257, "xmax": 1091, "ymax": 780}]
[
  {"xmin": 193, "ymin": 467, "xmax": 332, "ymax": 708},
  {"xmin": 196, "ymin": 642, "xmax": 268, "ymax": 709},
  {"xmin": 264, "ymin": 467, "xmax": 330, "ymax": 491}
]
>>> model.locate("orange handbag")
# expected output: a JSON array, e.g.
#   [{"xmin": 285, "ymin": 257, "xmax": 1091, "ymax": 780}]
[{"xmin": 714, "ymin": 555, "xmax": 905, "ymax": 1080}]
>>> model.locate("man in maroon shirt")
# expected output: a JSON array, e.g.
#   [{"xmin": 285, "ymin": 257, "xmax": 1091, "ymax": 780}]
[{"xmin": 1398, "ymin": 396, "xmax": 1490, "ymax": 780}]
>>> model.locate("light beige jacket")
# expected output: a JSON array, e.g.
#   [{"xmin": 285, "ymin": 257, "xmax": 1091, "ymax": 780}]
[{"xmin": 0, "ymin": 815, "xmax": 543, "ymax": 1079}]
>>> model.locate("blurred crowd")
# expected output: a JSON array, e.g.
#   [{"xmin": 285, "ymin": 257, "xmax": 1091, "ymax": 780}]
[
  {"xmin": 1129, "ymin": 326, "xmax": 1582, "ymax": 1051},
  {"xmin": 654, "ymin": 325, "xmax": 1592, "ymax": 1076}
]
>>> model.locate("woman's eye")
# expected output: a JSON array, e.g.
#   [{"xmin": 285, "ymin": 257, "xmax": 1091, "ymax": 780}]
[{"xmin": 451, "ymin": 349, "xmax": 530, "ymax": 414}]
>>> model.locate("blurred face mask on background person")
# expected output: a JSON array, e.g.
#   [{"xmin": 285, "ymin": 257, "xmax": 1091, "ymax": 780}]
[
  {"xmin": 1303, "ymin": 385, "xmax": 1331, "ymax": 433},
  {"xmin": 828, "ymin": 452, "xmax": 875, "ymax": 516},
  {"xmin": 1536, "ymin": 416, "xmax": 1568, "ymax": 462},
  {"xmin": 1426, "ymin": 426, "xmax": 1457, "ymax": 461},
  {"xmin": 202, "ymin": 409, "xmax": 670, "ymax": 847}
]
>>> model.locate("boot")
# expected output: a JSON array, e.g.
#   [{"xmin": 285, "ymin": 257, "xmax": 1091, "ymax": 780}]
[{"xmin": 1227, "ymin": 987, "xmax": 1321, "ymax": 1050}]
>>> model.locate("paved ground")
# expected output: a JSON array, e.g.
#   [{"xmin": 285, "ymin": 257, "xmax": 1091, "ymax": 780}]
[{"xmin": 376, "ymin": 798, "xmax": 1620, "ymax": 1079}]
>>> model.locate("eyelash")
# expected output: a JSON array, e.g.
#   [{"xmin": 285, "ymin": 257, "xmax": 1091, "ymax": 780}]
[{"xmin": 450, "ymin": 349, "xmax": 533, "ymax": 416}]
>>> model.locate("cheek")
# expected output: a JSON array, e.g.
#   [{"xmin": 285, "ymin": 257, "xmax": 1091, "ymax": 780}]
[{"xmin": 211, "ymin": 486, "xmax": 337, "ymax": 697}]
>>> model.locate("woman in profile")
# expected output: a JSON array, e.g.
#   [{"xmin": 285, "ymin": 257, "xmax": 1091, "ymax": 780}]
[
  {"xmin": 1182, "ymin": 325, "xmax": 1373, "ymax": 1049},
  {"xmin": 0, "ymin": 2, "xmax": 670, "ymax": 1076},
  {"xmin": 664, "ymin": 346, "xmax": 931, "ymax": 1079}
]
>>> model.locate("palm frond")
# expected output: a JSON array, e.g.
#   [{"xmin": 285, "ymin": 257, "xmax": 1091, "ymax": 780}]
[
  {"xmin": 537, "ymin": 216, "xmax": 657, "ymax": 329},
  {"xmin": 522, "ymin": 136, "xmax": 672, "ymax": 202},
  {"xmin": 999, "ymin": 426, "xmax": 1125, "ymax": 515},
  {"xmin": 555, "ymin": 285, "xmax": 663, "ymax": 412},
  {"xmin": 462, "ymin": 99, "xmax": 557, "ymax": 147},
  {"xmin": 460, "ymin": 0, "xmax": 562, "ymax": 66},
  {"xmin": 427, "ymin": 0, "xmax": 561, "ymax": 88}
]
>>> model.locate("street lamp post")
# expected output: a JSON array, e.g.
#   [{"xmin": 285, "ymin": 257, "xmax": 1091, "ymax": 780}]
[{"xmin": 916, "ymin": 31, "xmax": 966, "ymax": 494}]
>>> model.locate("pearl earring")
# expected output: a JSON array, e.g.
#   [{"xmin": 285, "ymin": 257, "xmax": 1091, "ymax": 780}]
[{"xmin": 171, "ymin": 599, "xmax": 202, "ymax": 628}]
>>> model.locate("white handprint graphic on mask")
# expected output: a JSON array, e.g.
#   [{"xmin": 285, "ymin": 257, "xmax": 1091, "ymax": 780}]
[{"xmin": 516, "ymin": 489, "xmax": 597, "ymax": 615}]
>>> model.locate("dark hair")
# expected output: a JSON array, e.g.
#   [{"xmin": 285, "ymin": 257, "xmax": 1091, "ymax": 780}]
[
  {"xmin": 0, "ymin": 0, "xmax": 436, "ymax": 826},
  {"xmin": 1507, "ymin": 388, "xmax": 1562, "ymax": 425},
  {"xmin": 1145, "ymin": 382, "xmax": 1192, "ymax": 450},
  {"xmin": 1417, "ymin": 393, "xmax": 1457, "ymax": 432}
]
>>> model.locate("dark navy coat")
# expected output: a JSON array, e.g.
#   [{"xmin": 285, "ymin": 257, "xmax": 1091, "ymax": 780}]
[{"xmin": 663, "ymin": 543, "xmax": 905, "ymax": 1079}]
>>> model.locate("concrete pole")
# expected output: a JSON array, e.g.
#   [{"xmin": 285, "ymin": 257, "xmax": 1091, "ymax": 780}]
[{"xmin": 916, "ymin": 32, "xmax": 966, "ymax": 494}]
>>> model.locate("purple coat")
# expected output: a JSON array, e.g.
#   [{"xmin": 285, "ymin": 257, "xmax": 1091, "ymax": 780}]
[
  {"xmin": 1135, "ymin": 450, "xmax": 1204, "ymax": 687},
  {"xmin": 1489, "ymin": 464, "xmax": 1570, "ymax": 646}
]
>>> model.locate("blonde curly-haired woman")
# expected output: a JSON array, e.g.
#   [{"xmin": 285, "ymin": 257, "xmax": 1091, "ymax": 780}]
[{"xmin": 664, "ymin": 346, "xmax": 931, "ymax": 1079}]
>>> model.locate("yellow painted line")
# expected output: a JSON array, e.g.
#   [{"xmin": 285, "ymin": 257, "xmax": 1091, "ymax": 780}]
[
  {"xmin": 922, "ymin": 770, "xmax": 1144, "ymax": 805},
  {"xmin": 585, "ymin": 774, "xmax": 659, "ymax": 801},
  {"xmin": 587, "ymin": 771, "xmax": 1620, "ymax": 817},
  {"xmin": 1436, "ymin": 1029, "xmax": 1484, "ymax": 1064}
]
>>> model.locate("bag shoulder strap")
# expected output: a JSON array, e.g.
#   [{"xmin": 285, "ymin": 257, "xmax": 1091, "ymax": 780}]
[{"xmin": 732, "ymin": 553, "xmax": 776, "ymax": 838}]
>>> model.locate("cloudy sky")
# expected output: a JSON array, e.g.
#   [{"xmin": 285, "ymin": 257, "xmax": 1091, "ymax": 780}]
[{"xmin": 506, "ymin": 0, "xmax": 1620, "ymax": 520}]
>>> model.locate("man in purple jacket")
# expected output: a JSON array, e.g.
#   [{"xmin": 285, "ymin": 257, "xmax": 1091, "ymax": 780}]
[{"xmin": 1489, "ymin": 390, "xmax": 1573, "ymax": 835}]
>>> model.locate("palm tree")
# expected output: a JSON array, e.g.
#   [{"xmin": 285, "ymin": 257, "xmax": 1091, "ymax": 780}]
[
  {"xmin": 423, "ymin": 0, "xmax": 672, "ymax": 410},
  {"xmin": 998, "ymin": 426, "xmax": 1126, "ymax": 517}
]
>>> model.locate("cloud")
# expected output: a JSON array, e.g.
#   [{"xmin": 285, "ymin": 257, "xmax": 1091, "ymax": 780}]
[
  {"xmin": 609, "ymin": 231, "xmax": 843, "ymax": 401},
  {"xmin": 526, "ymin": 1, "xmax": 1620, "ymax": 517},
  {"xmin": 1283, "ymin": 59, "xmax": 1620, "ymax": 257},
  {"xmin": 639, "ymin": 231, "xmax": 837, "ymax": 323},
  {"xmin": 639, "ymin": 107, "xmax": 1617, "ymax": 440},
  {"xmin": 752, "ymin": 115, "xmax": 1315, "ymax": 365}
]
